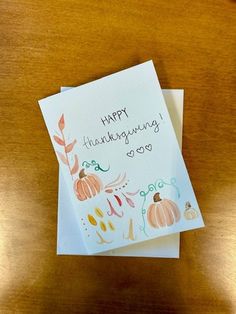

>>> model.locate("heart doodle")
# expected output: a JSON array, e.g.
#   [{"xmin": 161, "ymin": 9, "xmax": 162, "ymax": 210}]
[
  {"xmin": 136, "ymin": 146, "xmax": 145, "ymax": 154},
  {"xmin": 127, "ymin": 150, "xmax": 135, "ymax": 158},
  {"xmin": 145, "ymin": 144, "xmax": 152, "ymax": 151}
]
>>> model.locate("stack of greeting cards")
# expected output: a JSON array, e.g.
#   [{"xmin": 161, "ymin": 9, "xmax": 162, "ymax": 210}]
[{"xmin": 39, "ymin": 61, "xmax": 204, "ymax": 258}]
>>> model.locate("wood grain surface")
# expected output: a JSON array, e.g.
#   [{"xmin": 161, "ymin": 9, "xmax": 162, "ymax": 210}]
[{"xmin": 0, "ymin": 1, "xmax": 235, "ymax": 313}]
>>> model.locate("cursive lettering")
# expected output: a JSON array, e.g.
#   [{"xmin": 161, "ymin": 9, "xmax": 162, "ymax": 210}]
[{"xmin": 83, "ymin": 118, "xmax": 160, "ymax": 149}]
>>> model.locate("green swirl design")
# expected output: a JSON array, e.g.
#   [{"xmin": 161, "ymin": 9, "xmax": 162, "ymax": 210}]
[
  {"xmin": 139, "ymin": 177, "xmax": 180, "ymax": 236},
  {"xmin": 82, "ymin": 160, "xmax": 110, "ymax": 172},
  {"xmin": 156, "ymin": 178, "xmax": 180, "ymax": 198}
]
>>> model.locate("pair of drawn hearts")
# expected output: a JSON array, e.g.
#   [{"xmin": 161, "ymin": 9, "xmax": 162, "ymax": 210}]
[
  {"xmin": 137, "ymin": 144, "xmax": 152, "ymax": 153},
  {"xmin": 127, "ymin": 144, "xmax": 152, "ymax": 158}
]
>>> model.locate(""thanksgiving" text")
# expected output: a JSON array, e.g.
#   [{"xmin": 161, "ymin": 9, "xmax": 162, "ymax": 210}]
[{"xmin": 83, "ymin": 118, "xmax": 161, "ymax": 149}]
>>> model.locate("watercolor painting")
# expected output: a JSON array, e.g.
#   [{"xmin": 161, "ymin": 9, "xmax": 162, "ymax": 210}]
[
  {"xmin": 53, "ymin": 113, "xmax": 187, "ymax": 246},
  {"xmin": 53, "ymin": 114, "xmax": 139, "ymax": 244},
  {"xmin": 53, "ymin": 110, "xmax": 204, "ymax": 250},
  {"xmin": 53, "ymin": 113, "xmax": 185, "ymax": 245}
]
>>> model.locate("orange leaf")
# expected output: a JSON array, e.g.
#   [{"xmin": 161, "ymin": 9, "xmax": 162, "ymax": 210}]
[
  {"xmin": 58, "ymin": 114, "xmax": 65, "ymax": 131},
  {"xmin": 57, "ymin": 151, "xmax": 68, "ymax": 165},
  {"xmin": 105, "ymin": 189, "xmax": 113, "ymax": 193},
  {"xmin": 65, "ymin": 139, "xmax": 77, "ymax": 153},
  {"xmin": 53, "ymin": 135, "xmax": 65, "ymax": 146},
  {"xmin": 71, "ymin": 154, "xmax": 79, "ymax": 175}
]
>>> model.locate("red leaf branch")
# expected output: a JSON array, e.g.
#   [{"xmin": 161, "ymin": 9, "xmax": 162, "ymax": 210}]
[{"xmin": 54, "ymin": 114, "xmax": 79, "ymax": 179}]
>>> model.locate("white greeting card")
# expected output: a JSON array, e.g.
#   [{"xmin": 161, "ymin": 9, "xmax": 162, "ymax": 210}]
[
  {"xmin": 57, "ymin": 88, "xmax": 183, "ymax": 257},
  {"xmin": 39, "ymin": 61, "xmax": 204, "ymax": 254}
]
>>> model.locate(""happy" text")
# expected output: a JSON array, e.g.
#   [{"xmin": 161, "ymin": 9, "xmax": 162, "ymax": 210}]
[{"xmin": 100, "ymin": 108, "xmax": 128, "ymax": 126}]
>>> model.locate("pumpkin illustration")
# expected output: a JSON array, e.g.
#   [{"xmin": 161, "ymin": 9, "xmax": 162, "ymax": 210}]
[
  {"xmin": 184, "ymin": 202, "xmax": 198, "ymax": 220},
  {"xmin": 74, "ymin": 169, "xmax": 103, "ymax": 201},
  {"xmin": 147, "ymin": 192, "xmax": 181, "ymax": 228}
]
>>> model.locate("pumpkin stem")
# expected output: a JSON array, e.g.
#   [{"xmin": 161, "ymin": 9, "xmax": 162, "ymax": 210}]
[
  {"xmin": 79, "ymin": 169, "xmax": 86, "ymax": 179},
  {"xmin": 185, "ymin": 201, "xmax": 191, "ymax": 209},
  {"xmin": 153, "ymin": 192, "xmax": 162, "ymax": 202}
]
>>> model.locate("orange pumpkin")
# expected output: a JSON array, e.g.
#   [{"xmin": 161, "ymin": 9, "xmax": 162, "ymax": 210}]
[
  {"xmin": 74, "ymin": 169, "xmax": 103, "ymax": 201},
  {"xmin": 147, "ymin": 192, "xmax": 181, "ymax": 228},
  {"xmin": 184, "ymin": 202, "xmax": 198, "ymax": 220}
]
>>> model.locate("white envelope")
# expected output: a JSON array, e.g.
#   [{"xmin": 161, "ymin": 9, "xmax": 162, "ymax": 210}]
[{"xmin": 57, "ymin": 89, "xmax": 184, "ymax": 258}]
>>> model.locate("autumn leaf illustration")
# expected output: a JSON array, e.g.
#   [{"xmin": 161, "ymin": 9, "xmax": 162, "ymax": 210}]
[
  {"xmin": 58, "ymin": 114, "xmax": 65, "ymax": 131},
  {"xmin": 65, "ymin": 140, "xmax": 77, "ymax": 153},
  {"xmin": 57, "ymin": 151, "xmax": 68, "ymax": 165},
  {"xmin": 53, "ymin": 114, "xmax": 80, "ymax": 180},
  {"xmin": 123, "ymin": 194, "xmax": 135, "ymax": 208},
  {"xmin": 53, "ymin": 135, "xmax": 65, "ymax": 146},
  {"xmin": 70, "ymin": 154, "xmax": 79, "ymax": 175}
]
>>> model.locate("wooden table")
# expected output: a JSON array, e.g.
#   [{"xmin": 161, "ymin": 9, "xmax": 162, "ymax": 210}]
[{"xmin": 0, "ymin": 1, "xmax": 235, "ymax": 313}]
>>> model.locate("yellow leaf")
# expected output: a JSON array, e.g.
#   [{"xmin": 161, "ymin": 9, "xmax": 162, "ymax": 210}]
[
  {"xmin": 95, "ymin": 207, "xmax": 104, "ymax": 218},
  {"xmin": 87, "ymin": 214, "xmax": 97, "ymax": 226},
  {"xmin": 108, "ymin": 221, "xmax": 115, "ymax": 231},
  {"xmin": 100, "ymin": 221, "xmax": 106, "ymax": 232}
]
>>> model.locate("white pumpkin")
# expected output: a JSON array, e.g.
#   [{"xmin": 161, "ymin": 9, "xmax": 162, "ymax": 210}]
[{"xmin": 184, "ymin": 202, "xmax": 198, "ymax": 220}]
